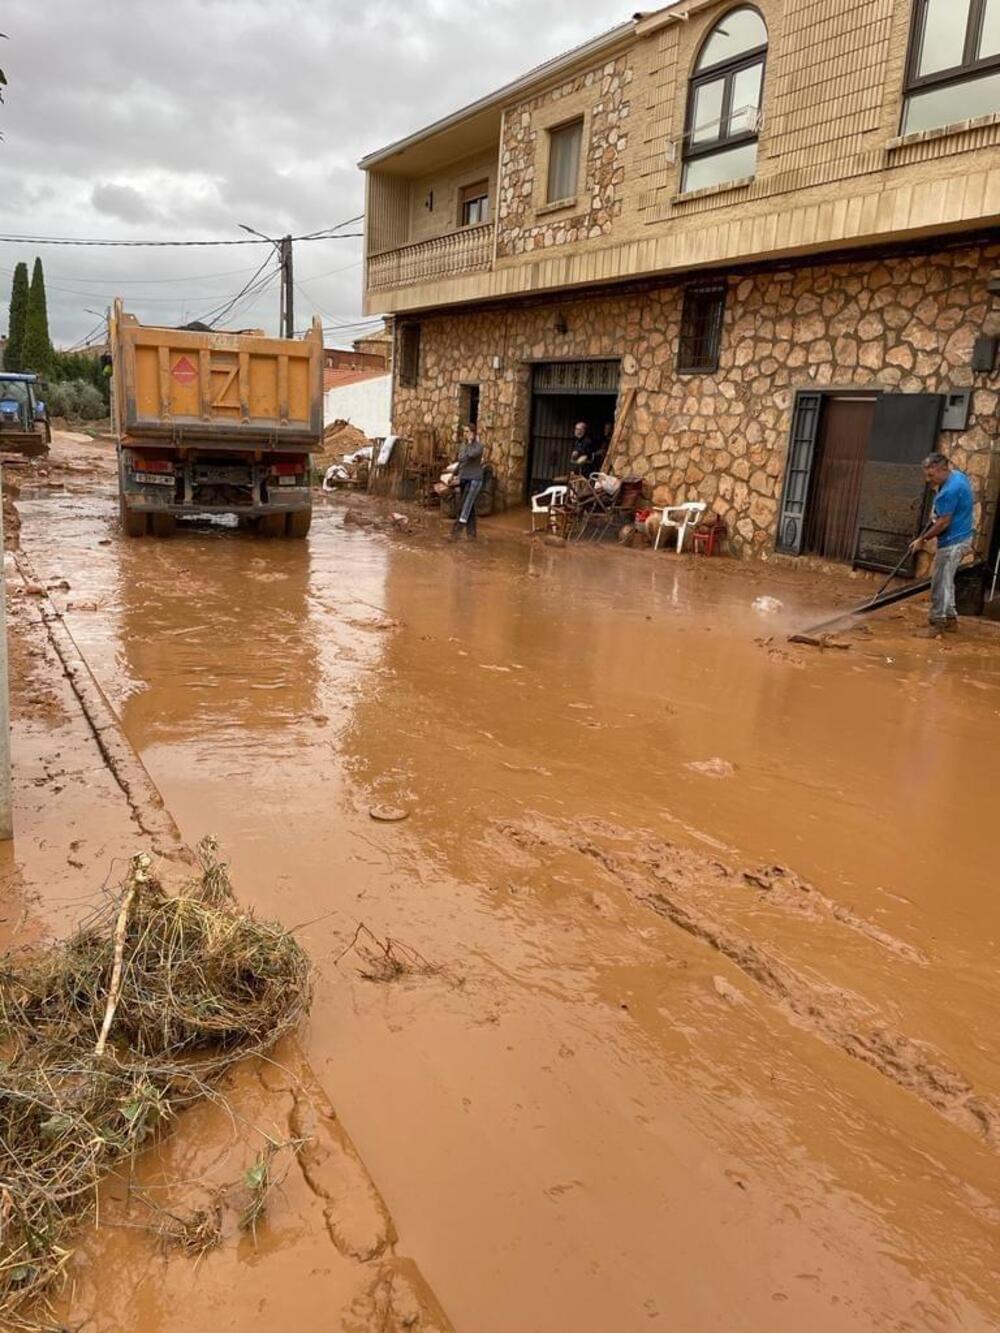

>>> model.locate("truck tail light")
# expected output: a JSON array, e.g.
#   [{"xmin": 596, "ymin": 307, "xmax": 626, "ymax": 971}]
[
  {"xmin": 134, "ymin": 457, "xmax": 174, "ymax": 473},
  {"xmin": 268, "ymin": 462, "xmax": 301, "ymax": 476}
]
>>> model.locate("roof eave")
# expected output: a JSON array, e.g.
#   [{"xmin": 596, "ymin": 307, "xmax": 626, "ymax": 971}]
[{"xmin": 359, "ymin": 17, "xmax": 645, "ymax": 171}]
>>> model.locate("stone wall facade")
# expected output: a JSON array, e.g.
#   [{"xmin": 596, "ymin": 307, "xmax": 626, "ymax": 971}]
[
  {"xmin": 496, "ymin": 56, "xmax": 632, "ymax": 259},
  {"xmin": 392, "ymin": 238, "xmax": 1000, "ymax": 557}
]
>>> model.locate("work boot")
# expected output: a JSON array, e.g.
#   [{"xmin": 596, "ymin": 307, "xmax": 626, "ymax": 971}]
[
  {"xmin": 448, "ymin": 521, "xmax": 463, "ymax": 541},
  {"xmin": 944, "ymin": 617, "xmax": 959, "ymax": 634},
  {"xmin": 916, "ymin": 621, "xmax": 945, "ymax": 639}
]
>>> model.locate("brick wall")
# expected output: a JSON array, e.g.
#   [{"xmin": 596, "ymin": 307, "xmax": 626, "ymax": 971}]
[{"xmin": 392, "ymin": 239, "xmax": 1000, "ymax": 556}]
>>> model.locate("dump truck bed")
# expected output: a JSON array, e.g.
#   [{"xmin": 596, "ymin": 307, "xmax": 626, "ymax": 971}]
[{"xmin": 110, "ymin": 301, "xmax": 323, "ymax": 450}]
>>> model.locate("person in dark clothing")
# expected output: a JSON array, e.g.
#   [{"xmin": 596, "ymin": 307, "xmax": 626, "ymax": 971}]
[
  {"xmin": 451, "ymin": 425, "xmax": 484, "ymax": 540},
  {"xmin": 569, "ymin": 421, "xmax": 601, "ymax": 475}
]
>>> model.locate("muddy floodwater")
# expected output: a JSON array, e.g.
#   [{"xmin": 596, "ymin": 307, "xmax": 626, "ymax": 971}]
[{"xmin": 15, "ymin": 441, "xmax": 1000, "ymax": 1331}]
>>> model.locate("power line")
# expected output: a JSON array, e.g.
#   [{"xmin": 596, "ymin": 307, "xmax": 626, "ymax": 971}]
[
  {"xmin": 21, "ymin": 262, "xmax": 266, "ymax": 286},
  {"xmin": 0, "ymin": 228, "xmax": 362, "ymax": 248},
  {"xmin": 63, "ymin": 317, "xmax": 108, "ymax": 354},
  {"xmin": 207, "ymin": 267, "xmax": 281, "ymax": 329},
  {"xmin": 297, "ymin": 215, "xmax": 364, "ymax": 240}
]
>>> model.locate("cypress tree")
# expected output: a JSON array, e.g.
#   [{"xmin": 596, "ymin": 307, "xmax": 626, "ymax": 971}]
[
  {"xmin": 4, "ymin": 261, "xmax": 28, "ymax": 371},
  {"xmin": 22, "ymin": 256, "xmax": 52, "ymax": 375}
]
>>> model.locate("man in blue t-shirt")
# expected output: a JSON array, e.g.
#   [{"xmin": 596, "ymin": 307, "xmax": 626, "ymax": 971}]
[{"xmin": 909, "ymin": 452, "xmax": 975, "ymax": 636}]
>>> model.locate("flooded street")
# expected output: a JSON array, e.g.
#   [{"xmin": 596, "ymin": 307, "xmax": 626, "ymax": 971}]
[{"xmin": 15, "ymin": 436, "xmax": 1000, "ymax": 1332}]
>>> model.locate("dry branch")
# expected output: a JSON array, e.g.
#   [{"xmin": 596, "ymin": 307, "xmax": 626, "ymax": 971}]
[{"xmin": 0, "ymin": 838, "xmax": 312, "ymax": 1330}]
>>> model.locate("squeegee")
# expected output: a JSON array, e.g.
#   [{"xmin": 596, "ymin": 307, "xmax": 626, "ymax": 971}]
[{"xmin": 788, "ymin": 526, "xmax": 933, "ymax": 644}]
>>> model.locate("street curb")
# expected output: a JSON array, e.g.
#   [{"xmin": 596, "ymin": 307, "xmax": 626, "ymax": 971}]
[{"xmin": 12, "ymin": 550, "xmax": 193, "ymax": 867}]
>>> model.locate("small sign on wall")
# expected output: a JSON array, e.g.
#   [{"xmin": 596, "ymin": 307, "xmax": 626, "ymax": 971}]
[{"xmin": 941, "ymin": 389, "xmax": 971, "ymax": 431}]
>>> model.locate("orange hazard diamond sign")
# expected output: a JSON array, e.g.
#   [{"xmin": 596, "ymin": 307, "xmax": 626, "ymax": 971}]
[{"xmin": 172, "ymin": 356, "xmax": 197, "ymax": 385}]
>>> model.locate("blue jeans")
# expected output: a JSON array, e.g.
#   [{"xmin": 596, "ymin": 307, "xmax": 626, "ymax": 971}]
[
  {"xmin": 930, "ymin": 541, "xmax": 971, "ymax": 622},
  {"xmin": 455, "ymin": 478, "xmax": 482, "ymax": 536}
]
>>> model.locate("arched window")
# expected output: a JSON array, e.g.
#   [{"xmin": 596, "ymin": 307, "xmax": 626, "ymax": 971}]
[{"xmin": 682, "ymin": 7, "xmax": 767, "ymax": 193}]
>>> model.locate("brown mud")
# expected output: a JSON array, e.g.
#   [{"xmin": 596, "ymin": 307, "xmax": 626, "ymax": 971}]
[{"xmin": 6, "ymin": 431, "xmax": 1000, "ymax": 1330}]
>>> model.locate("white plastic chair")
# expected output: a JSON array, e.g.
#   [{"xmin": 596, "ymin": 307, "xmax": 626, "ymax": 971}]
[
  {"xmin": 530, "ymin": 484, "xmax": 569, "ymax": 532},
  {"xmin": 653, "ymin": 501, "xmax": 707, "ymax": 553}
]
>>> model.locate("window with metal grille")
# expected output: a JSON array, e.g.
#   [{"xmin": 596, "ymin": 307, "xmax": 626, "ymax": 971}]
[
  {"xmin": 547, "ymin": 119, "xmax": 584, "ymax": 203},
  {"xmin": 903, "ymin": 0, "xmax": 1000, "ymax": 134},
  {"xmin": 458, "ymin": 383, "xmax": 480, "ymax": 428},
  {"xmin": 399, "ymin": 323, "xmax": 421, "ymax": 388},
  {"xmin": 682, "ymin": 7, "xmax": 767, "ymax": 193},
  {"xmin": 459, "ymin": 180, "xmax": 489, "ymax": 227},
  {"xmin": 677, "ymin": 283, "xmax": 727, "ymax": 374}
]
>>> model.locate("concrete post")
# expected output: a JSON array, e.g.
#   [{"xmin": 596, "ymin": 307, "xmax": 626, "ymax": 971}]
[{"xmin": 0, "ymin": 466, "xmax": 12, "ymax": 839}]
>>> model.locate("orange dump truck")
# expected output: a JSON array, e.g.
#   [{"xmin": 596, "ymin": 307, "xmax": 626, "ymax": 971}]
[{"xmin": 109, "ymin": 300, "xmax": 323, "ymax": 538}]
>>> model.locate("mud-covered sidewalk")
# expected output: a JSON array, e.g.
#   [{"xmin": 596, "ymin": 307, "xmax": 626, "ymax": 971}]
[{"xmin": 5, "ymin": 431, "xmax": 1000, "ymax": 1331}]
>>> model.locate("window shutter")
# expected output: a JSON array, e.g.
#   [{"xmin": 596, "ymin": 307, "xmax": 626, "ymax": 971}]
[{"xmin": 775, "ymin": 392, "xmax": 823, "ymax": 554}]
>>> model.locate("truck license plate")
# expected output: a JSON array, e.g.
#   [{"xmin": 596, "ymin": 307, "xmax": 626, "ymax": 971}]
[
  {"xmin": 277, "ymin": 476, "xmax": 299, "ymax": 486},
  {"xmin": 133, "ymin": 473, "xmax": 173, "ymax": 487}
]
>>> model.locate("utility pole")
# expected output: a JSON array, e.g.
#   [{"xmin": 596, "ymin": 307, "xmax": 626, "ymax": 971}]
[
  {"xmin": 0, "ymin": 466, "xmax": 13, "ymax": 840},
  {"xmin": 240, "ymin": 225, "xmax": 295, "ymax": 338},
  {"xmin": 280, "ymin": 235, "xmax": 294, "ymax": 339}
]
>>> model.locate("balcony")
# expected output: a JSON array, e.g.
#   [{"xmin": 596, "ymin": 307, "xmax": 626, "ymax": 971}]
[{"xmin": 367, "ymin": 223, "xmax": 494, "ymax": 294}]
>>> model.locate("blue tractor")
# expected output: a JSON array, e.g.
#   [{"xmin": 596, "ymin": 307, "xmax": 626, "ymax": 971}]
[{"xmin": 0, "ymin": 372, "xmax": 51, "ymax": 456}]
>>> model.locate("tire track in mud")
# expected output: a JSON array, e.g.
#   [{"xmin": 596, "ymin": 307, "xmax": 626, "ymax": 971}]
[
  {"xmin": 497, "ymin": 818, "xmax": 1000, "ymax": 1150},
  {"xmin": 263, "ymin": 1055, "xmax": 455, "ymax": 1333}
]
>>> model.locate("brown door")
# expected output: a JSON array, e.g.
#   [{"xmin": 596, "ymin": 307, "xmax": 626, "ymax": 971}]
[{"xmin": 803, "ymin": 396, "xmax": 877, "ymax": 561}]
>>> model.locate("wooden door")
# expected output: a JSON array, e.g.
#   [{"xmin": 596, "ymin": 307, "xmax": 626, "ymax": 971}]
[{"xmin": 803, "ymin": 396, "xmax": 876, "ymax": 562}]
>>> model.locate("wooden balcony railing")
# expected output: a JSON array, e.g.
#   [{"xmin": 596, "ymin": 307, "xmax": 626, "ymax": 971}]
[{"xmin": 367, "ymin": 223, "xmax": 494, "ymax": 292}]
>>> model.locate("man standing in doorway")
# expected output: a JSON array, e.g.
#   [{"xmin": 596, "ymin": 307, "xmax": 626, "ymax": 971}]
[
  {"xmin": 909, "ymin": 451, "xmax": 974, "ymax": 636},
  {"xmin": 569, "ymin": 421, "xmax": 601, "ymax": 475},
  {"xmin": 451, "ymin": 424, "xmax": 484, "ymax": 541}
]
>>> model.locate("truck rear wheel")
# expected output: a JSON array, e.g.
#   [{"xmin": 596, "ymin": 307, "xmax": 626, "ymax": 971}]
[
  {"xmin": 120, "ymin": 496, "xmax": 146, "ymax": 538},
  {"xmin": 257, "ymin": 513, "xmax": 285, "ymax": 538},
  {"xmin": 286, "ymin": 509, "xmax": 312, "ymax": 539},
  {"xmin": 150, "ymin": 513, "xmax": 177, "ymax": 539}
]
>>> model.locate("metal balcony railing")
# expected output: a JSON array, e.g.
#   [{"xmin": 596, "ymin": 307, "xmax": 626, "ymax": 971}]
[{"xmin": 367, "ymin": 223, "xmax": 494, "ymax": 292}]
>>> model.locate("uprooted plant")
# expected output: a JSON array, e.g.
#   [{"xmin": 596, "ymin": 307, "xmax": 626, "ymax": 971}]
[
  {"xmin": 0, "ymin": 839, "xmax": 312, "ymax": 1331},
  {"xmin": 333, "ymin": 922, "xmax": 443, "ymax": 984}
]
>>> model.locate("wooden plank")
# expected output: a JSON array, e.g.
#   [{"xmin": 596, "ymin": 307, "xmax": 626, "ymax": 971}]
[{"xmin": 601, "ymin": 386, "xmax": 636, "ymax": 479}]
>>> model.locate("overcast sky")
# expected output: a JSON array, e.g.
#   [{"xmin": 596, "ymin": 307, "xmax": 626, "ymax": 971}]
[{"xmin": 1, "ymin": 0, "xmax": 623, "ymax": 350}]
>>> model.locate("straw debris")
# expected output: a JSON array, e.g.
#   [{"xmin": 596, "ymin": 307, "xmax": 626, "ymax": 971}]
[{"xmin": 0, "ymin": 840, "xmax": 312, "ymax": 1330}]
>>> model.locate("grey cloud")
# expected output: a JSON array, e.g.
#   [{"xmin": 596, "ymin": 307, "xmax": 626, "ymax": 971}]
[
  {"xmin": 91, "ymin": 183, "xmax": 160, "ymax": 224},
  {"xmin": 1, "ymin": 0, "xmax": 624, "ymax": 346}
]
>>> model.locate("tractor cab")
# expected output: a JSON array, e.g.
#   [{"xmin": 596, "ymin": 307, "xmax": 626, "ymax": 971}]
[{"xmin": 0, "ymin": 372, "xmax": 51, "ymax": 456}]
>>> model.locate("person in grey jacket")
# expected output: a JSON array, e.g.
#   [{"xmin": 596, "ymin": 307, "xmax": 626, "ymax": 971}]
[{"xmin": 451, "ymin": 425, "xmax": 484, "ymax": 540}]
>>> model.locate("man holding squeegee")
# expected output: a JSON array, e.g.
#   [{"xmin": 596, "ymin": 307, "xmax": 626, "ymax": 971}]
[{"xmin": 909, "ymin": 452, "xmax": 975, "ymax": 637}]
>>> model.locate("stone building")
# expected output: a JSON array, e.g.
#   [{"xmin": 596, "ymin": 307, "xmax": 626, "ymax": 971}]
[{"xmin": 360, "ymin": 0, "xmax": 1000, "ymax": 567}]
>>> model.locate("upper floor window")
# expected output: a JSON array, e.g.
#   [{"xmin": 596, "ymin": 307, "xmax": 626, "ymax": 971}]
[
  {"xmin": 682, "ymin": 7, "xmax": 767, "ymax": 193},
  {"xmin": 904, "ymin": 0, "xmax": 1000, "ymax": 134},
  {"xmin": 547, "ymin": 118, "xmax": 584, "ymax": 204},
  {"xmin": 460, "ymin": 180, "xmax": 489, "ymax": 227}
]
